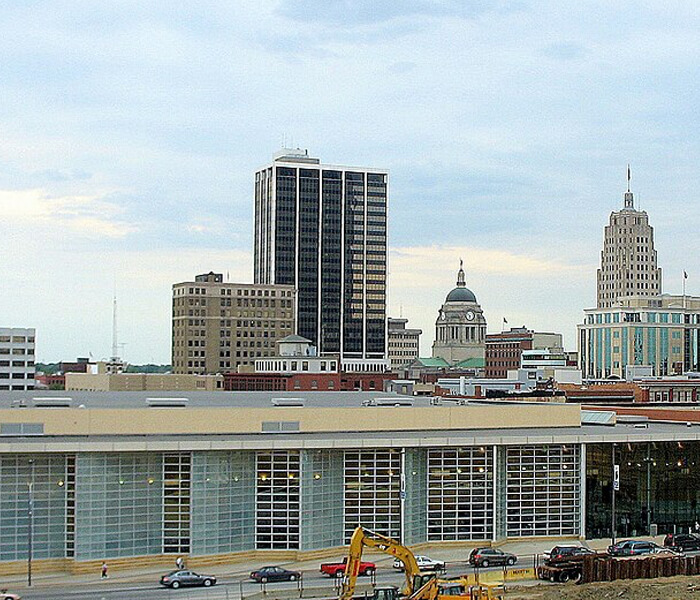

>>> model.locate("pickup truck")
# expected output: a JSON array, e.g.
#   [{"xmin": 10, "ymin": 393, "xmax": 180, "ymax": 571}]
[{"xmin": 320, "ymin": 557, "xmax": 376, "ymax": 578}]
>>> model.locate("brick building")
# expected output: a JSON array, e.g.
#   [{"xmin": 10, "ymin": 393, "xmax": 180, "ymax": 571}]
[{"xmin": 485, "ymin": 327, "xmax": 563, "ymax": 379}]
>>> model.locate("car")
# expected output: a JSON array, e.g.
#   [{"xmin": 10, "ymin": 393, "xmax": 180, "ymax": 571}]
[
  {"xmin": 0, "ymin": 592, "xmax": 21, "ymax": 600},
  {"xmin": 250, "ymin": 566, "xmax": 302, "ymax": 583},
  {"xmin": 664, "ymin": 532, "xmax": 700, "ymax": 553},
  {"xmin": 468, "ymin": 548, "xmax": 517, "ymax": 568},
  {"xmin": 159, "ymin": 570, "xmax": 217, "ymax": 589},
  {"xmin": 606, "ymin": 540, "xmax": 664, "ymax": 557},
  {"xmin": 320, "ymin": 558, "xmax": 376, "ymax": 578},
  {"xmin": 543, "ymin": 545, "xmax": 596, "ymax": 566},
  {"xmin": 392, "ymin": 555, "xmax": 445, "ymax": 572}
]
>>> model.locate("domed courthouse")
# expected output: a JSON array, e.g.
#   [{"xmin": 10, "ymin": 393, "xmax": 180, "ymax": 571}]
[{"xmin": 432, "ymin": 261, "xmax": 487, "ymax": 364}]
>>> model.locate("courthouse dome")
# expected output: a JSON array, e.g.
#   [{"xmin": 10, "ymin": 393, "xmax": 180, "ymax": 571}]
[{"xmin": 445, "ymin": 261, "xmax": 477, "ymax": 303}]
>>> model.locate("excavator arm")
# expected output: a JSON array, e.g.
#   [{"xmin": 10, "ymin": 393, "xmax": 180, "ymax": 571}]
[{"xmin": 340, "ymin": 527, "xmax": 423, "ymax": 600}]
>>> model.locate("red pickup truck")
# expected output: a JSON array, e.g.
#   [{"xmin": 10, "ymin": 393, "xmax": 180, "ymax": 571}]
[{"xmin": 320, "ymin": 557, "xmax": 376, "ymax": 578}]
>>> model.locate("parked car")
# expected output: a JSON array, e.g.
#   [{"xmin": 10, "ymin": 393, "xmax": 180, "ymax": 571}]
[
  {"xmin": 664, "ymin": 533, "xmax": 700, "ymax": 553},
  {"xmin": 543, "ymin": 545, "xmax": 596, "ymax": 566},
  {"xmin": 250, "ymin": 566, "xmax": 302, "ymax": 583},
  {"xmin": 320, "ymin": 557, "xmax": 376, "ymax": 578},
  {"xmin": 159, "ymin": 570, "xmax": 217, "ymax": 589},
  {"xmin": 0, "ymin": 592, "xmax": 21, "ymax": 600},
  {"xmin": 607, "ymin": 540, "xmax": 664, "ymax": 557},
  {"xmin": 468, "ymin": 548, "xmax": 517, "ymax": 568},
  {"xmin": 392, "ymin": 555, "xmax": 445, "ymax": 572}
]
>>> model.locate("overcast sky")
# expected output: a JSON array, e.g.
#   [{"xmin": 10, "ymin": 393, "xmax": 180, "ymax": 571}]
[{"xmin": 1, "ymin": 1, "xmax": 699, "ymax": 363}]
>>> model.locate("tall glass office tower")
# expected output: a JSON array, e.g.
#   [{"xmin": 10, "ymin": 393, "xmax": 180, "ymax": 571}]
[{"xmin": 254, "ymin": 149, "xmax": 387, "ymax": 360}]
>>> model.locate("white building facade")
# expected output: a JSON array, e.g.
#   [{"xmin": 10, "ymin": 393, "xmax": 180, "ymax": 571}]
[{"xmin": 0, "ymin": 328, "xmax": 36, "ymax": 391}]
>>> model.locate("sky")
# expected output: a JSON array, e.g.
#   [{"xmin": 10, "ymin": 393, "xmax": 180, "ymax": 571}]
[{"xmin": 1, "ymin": 1, "xmax": 699, "ymax": 363}]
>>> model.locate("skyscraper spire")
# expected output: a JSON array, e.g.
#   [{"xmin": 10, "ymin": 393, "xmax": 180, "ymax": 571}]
[
  {"xmin": 624, "ymin": 164, "xmax": 634, "ymax": 209},
  {"xmin": 627, "ymin": 164, "xmax": 631, "ymax": 192}
]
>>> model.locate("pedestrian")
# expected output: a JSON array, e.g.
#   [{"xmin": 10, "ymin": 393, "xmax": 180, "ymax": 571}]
[
  {"xmin": 176, "ymin": 556, "xmax": 184, "ymax": 570},
  {"xmin": 101, "ymin": 561, "xmax": 108, "ymax": 579}
]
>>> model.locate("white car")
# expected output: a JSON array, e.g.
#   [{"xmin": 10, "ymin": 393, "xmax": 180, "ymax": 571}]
[{"xmin": 393, "ymin": 555, "xmax": 445, "ymax": 572}]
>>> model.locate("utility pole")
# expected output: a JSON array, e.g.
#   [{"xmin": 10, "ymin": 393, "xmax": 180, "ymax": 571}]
[
  {"xmin": 611, "ymin": 445, "xmax": 618, "ymax": 545},
  {"xmin": 646, "ymin": 443, "xmax": 652, "ymax": 534}
]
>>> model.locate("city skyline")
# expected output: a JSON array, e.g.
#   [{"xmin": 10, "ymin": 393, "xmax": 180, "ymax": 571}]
[{"xmin": 1, "ymin": 2, "xmax": 698, "ymax": 362}]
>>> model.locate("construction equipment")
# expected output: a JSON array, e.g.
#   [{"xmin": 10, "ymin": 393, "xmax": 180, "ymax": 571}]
[{"xmin": 340, "ymin": 527, "xmax": 469, "ymax": 600}]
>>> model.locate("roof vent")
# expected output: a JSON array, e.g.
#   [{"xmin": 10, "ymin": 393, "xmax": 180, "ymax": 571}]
[
  {"xmin": 271, "ymin": 398, "xmax": 305, "ymax": 407},
  {"xmin": 146, "ymin": 397, "xmax": 189, "ymax": 408},
  {"xmin": 362, "ymin": 398, "xmax": 414, "ymax": 407},
  {"xmin": 31, "ymin": 397, "xmax": 73, "ymax": 408}
]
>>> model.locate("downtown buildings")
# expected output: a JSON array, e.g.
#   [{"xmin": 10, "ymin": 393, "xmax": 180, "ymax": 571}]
[
  {"xmin": 579, "ymin": 174, "xmax": 700, "ymax": 378},
  {"xmin": 254, "ymin": 149, "xmax": 388, "ymax": 368}
]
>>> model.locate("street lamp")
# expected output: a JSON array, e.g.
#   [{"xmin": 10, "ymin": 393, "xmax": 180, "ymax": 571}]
[{"xmin": 27, "ymin": 458, "xmax": 35, "ymax": 587}]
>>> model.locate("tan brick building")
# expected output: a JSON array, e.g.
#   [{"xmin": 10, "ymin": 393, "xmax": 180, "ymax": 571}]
[{"xmin": 172, "ymin": 272, "xmax": 296, "ymax": 374}]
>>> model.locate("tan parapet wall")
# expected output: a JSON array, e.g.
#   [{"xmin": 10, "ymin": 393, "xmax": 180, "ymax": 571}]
[
  {"xmin": 65, "ymin": 373, "xmax": 224, "ymax": 392},
  {"xmin": 0, "ymin": 404, "xmax": 580, "ymax": 436}
]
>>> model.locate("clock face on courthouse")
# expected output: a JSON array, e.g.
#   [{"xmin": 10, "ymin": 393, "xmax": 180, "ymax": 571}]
[{"xmin": 466, "ymin": 311, "xmax": 475, "ymax": 321}]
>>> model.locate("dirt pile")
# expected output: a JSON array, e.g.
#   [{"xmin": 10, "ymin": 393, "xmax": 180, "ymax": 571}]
[{"xmin": 506, "ymin": 576, "xmax": 700, "ymax": 600}]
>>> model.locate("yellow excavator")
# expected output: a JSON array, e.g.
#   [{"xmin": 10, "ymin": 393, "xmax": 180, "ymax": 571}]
[{"xmin": 339, "ymin": 527, "xmax": 502, "ymax": 600}]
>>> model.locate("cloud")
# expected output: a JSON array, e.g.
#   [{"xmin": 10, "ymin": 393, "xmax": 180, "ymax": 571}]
[
  {"xmin": 0, "ymin": 188, "xmax": 137, "ymax": 238},
  {"xmin": 391, "ymin": 244, "xmax": 589, "ymax": 281}
]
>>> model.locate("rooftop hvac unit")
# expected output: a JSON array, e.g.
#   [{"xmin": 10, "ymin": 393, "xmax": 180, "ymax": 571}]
[
  {"xmin": 362, "ymin": 398, "xmax": 414, "ymax": 407},
  {"xmin": 31, "ymin": 397, "xmax": 73, "ymax": 408},
  {"xmin": 146, "ymin": 397, "xmax": 189, "ymax": 408},
  {"xmin": 271, "ymin": 398, "xmax": 305, "ymax": 407}
]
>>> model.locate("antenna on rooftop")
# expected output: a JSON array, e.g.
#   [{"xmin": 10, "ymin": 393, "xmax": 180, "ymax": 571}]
[{"xmin": 111, "ymin": 289, "xmax": 119, "ymax": 361}]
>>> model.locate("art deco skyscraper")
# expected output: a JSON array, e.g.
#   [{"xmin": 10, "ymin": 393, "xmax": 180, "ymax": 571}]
[
  {"xmin": 254, "ymin": 149, "xmax": 387, "ymax": 361},
  {"xmin": 596, "ymin": 169, "xmax": 662, "ymax": 308}
]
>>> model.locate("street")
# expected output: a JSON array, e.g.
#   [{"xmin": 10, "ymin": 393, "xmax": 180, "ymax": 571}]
[{"xmin": 11, "ymin": 556, "xmax": 539, "ymax": 600}]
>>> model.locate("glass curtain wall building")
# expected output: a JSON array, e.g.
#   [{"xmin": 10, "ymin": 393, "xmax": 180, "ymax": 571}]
[
  {"xmin": 254, "ymin": 149, "xmax": 388, "ymax": 360},
  {"xmin": 0, "ymin": 444, "xmax": 587, "ymax": 563}
]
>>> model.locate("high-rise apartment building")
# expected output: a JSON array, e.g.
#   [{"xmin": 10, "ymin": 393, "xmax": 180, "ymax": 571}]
[
  {"xmin": 0, "ymin": 327, "xmax": 36, "ymax": 390},
  {"xmin": 254, "ymin": 149, "xmax": 388, "ymax": 361},
  {"xmin": 172, "ymin": 272, "xmax": 295, "ymax": 374},
  {"xmin": 597, "ymin": 171, "xmax": 662, "ymax": 308}
]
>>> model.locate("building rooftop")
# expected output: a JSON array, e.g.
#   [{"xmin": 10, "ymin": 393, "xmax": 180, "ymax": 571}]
[{"xmin": 0, "ymin": 390, "xmax": 415, "ymax": 410}]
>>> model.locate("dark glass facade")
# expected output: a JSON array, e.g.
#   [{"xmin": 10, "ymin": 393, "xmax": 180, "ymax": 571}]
[
  {"xmin": 365, "ymin": 173, "xmax": 387, "ymax": 356},
  {"xmin": 254, "ymin": 155, "xmax": 387, "ymax": 359},
  {"xmin": 586, "ymin": 442, "xmax": 700, "ymax": 539},
  {"xmin": 343, "ymin": 172, "xmax": 365, "ymax": 356},
  {"xmin": 298, "ymin": 169, "xmax": 320, "ymax": 344},
  {"xmin": 274, "ymin": 167, "xmax": 297, "ymax": 286},
  {"xmin": 321, "ymin": 170, "xmax": 343, "ymax": 353}
]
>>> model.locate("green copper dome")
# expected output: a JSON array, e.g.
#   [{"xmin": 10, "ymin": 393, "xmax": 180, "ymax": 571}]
[{"xmin": 446, "ymin": 286, "xmax": 477, "ymax": 303}]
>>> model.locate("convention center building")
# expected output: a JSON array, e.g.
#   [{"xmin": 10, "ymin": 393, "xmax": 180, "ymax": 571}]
[{"xmin": 0, "ymin": 391, "xmax": 699, "ymax": 571}]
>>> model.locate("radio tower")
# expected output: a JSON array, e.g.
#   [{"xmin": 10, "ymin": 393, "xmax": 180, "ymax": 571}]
[{"xmin": 111, "ymin": 292, "xmax": 119, "ymax": 361}]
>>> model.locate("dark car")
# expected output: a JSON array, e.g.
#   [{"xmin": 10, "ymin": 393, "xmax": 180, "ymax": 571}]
[
  {"xmin": 664, "ymin": 533, "xmax": 700, "ymax": 553},
  {"xmin": 159, "ymin": 570, "xmax": 216, "ymax": 589},
  {"xmin": 250, "ymin": 566, "xmax": 302, "ymax": 583},
  {"xmin": 468, "ymin": 548, "xmax": 517, "ymax": 568},
  {"xmin": 544, "ymin": 545, "xmax": 596, "ymax": 565},
  {"xmin": 607, "ymin": 540, "xmax": 662, "ymax": 557}
]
